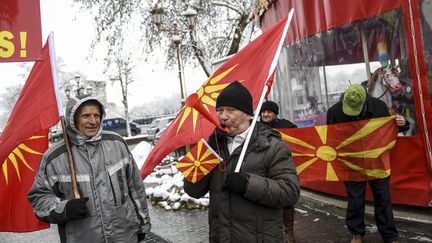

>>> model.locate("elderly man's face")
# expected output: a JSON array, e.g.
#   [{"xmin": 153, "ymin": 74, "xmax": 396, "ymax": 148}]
[
  {"xmin": 260, "ymin": 110, "xmax": 277, "ymax": 124},
  {"xmin": 216, "ymin": 106, "xmax": 251, "ymax": 136},
  {"xmin": 75, "ymin": 105, "xmax": 101, "ymax": 137}
]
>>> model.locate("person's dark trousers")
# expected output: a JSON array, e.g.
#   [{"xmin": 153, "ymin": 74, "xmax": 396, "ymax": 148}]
[{"xmin": 344, "ymin": 176, "xmax": 398, "ymax": 242}]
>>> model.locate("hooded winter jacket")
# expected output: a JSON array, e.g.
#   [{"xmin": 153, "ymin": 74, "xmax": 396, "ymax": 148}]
[
  {"xmin": 27, "ymin": 96, "xmax": 150, "ymax": 243},
  {"xmin": 184, "ymin": 122, "xmax": 300, "ymax": 242}
]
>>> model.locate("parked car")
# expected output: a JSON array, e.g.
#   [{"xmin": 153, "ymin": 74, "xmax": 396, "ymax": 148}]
[
  {"xmin": 147, "ymin": 116, "xmax": 176, "ymax": 140},
  {"xmin": 102, "ymin": 117, "xmax": 141, "ymax": 136},
  {"xmin": 153, "ymin": 121, "xmax": 185, "ymax": 156},
  {"xmin": 153, "ymin": 121, "xmax": 172, "ymax": 144},
  {"xmin": 49, "ymin": 129, "xmax": 64, "ymax": 143}
]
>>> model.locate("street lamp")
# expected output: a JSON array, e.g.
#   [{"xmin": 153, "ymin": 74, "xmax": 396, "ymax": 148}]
[
  {"xmin": 77, "ymin": 86, "xmax": 85, "ymax": 96},
  {"xmin": 74, "ymin": 75, "xmax": 81, "ymax": 88},
  {"xmin": 150, "ymin": 5, "xmax": 164, "ymax": 31},
  {"xmin": 86, "ymin": 86, "xmax": 94, "ymax": 95},
  {"xmin": 73, "ymin": 75, "xmax": 86, "ymax": 96},
  {"xmin": 65, "ymin": 75, "xmax": 93, "ymax": 99},
  {"xmin": 172, "ymin": 30, "xmax": 187, "ymax": 105},
  {"xmin": 182, "ymin": 6, "xmax": 197, "ymax": 30},
  {"xmin": 150, "ymin": 5, "xmax": 198, "ymax": 106},
  {"xmin": 65, "ymin": 87, "xmax": 71, "ymax": 100}
]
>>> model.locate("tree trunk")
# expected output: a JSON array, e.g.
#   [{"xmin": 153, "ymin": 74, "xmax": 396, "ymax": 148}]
[
  {"xmin": 189, "ymin": 31, "xmax": 212, "ymax": 77},
  {"xmin": 227, "ymin": 14, "xmax": 249, "ymax": 55}
]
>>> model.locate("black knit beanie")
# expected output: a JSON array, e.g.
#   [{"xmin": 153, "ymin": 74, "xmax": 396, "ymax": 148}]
[
  {"xmin": 261, "ymin": 100, "xmax": 279, "ymax": 115},
  {"xmin": 216, "ymin": 81, "xmax": 253, "ymax": 115}
]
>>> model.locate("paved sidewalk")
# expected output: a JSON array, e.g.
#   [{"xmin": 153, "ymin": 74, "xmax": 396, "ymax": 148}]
[
  {"xmin": 1, "ymin": 191, "xmax": 430, "ymax": 242},
  {"xmin": 148, "ymin": 201, "xmax": 208, "ymax": 243},
  {"xmin": 300, "ymin": 188, "xmax": 432, "ymax": 236},
  {"xmin": 0, "ymin": 199, "xmax": 207, "ymax": 243},
  {"xmin": 143, "ymin": 232, "xmax": 170, "ymax": 243}
]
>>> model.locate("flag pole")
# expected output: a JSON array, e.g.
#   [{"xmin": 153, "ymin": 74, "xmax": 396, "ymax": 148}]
[
  {"xmin": 234, "ymin": 9, "xmax": 294, "ymax": 173},
  {"xmin": 48, "ymin": 33, "xmax": 80, "ymax": 199},
  {"xmin": 234, "ymin": 84, "xmax": 268, "ymax": 173},
  {"xmin": 60, "ymin": 117, "xmax": 80, "ymax": 198}
]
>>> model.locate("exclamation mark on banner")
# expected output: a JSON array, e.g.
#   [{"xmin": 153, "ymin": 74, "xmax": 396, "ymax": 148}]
[{"xmin": 20, "ymin": 32, "xmax": 27, "ymax": 57}]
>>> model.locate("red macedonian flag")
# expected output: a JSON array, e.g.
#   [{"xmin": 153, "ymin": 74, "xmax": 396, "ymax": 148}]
[
  {"xmin": 278, "ymin": 116, "xmax": 398, "ymax": 181},
  {"xmin": 0, "ymin": 134, "xmax": 49, "ymax": 232},
  {"xmin": 176, "ymin": 138, "xmax": 222, "ymax": 183},
  {"xmin": 0, "ymin": 33, "xmax": 61, "ymax": 232},
  {"xmin": 141, "ymin": 12, "xmax": 294, "ymax": 179}
]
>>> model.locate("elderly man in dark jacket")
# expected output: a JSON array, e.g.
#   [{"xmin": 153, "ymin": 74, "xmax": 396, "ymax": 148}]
[
  {"xmin": 184, "ymin": 81, "xmax": 300, "ymax": 243},
  {"xmin": 327, "ymin": 84, "xmax": 408, "ymax": 243}
]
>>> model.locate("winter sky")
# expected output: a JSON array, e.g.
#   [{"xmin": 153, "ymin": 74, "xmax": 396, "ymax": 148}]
[{"xmin": 0, "ymin": 0, "xmax": 207, "ymax": 110}]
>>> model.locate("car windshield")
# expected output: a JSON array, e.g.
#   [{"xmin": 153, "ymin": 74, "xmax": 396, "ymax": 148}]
[{"xmin": 150, "ymin": 119, "xmax": 160, "ymax": 128}]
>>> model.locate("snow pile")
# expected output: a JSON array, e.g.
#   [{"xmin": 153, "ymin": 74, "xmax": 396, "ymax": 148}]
[
  {"xmin": 131, "ymin": 141, "xmax": 152, "ymax": 169},
  {"xmin": 143, "ymin": 160, "xmax": 209, "ymax": 211},
  {"xmin": 133, "ymin": 140, "xmax": 209, "ymax": 211}
]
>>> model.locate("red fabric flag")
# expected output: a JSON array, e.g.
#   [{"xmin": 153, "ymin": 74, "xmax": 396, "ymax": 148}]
[
  {"xmin": 141, "ymin": 15, "xmax": 292, "ymax": 179},
  {"xmin": 0, "ymin": 37, "xmax": 60, "ymax": 166},
  {"xmin": 176, "ymin": 138, "xmax": 222, "ymax": 183},
  {"xmin": 277, "ymin": 116, "xmax": 398, "ymax": 181},
  {"xmin": 0, "ymin": 134, "xmax": 50, "ymax": 232},
  {"xmin": 0, "ymin": 35, "xmax": 60, "ymax": 231}
]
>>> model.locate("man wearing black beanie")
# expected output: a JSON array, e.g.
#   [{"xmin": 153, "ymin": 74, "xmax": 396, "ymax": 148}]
[
  {"xmin": 261, "ymin": 100, "xmax": 297, "ymax": 129},
  {"xmin": 184, "ymin": 81, "xmax": 300, "ymax": 242},
  {"xmin": 260, "ymin": 100, "xmax": 297, "ymax": 243}
]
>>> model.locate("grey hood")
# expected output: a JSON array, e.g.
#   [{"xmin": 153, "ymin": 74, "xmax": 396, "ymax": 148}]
[{"xmin": 65, "ymin": 95, "xmax": 106, "ymax": 145}]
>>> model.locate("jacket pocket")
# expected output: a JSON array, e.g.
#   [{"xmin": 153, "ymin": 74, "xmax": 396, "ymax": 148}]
[{"xmin": 106, "ymin": 160, "xmax": 126, "ymax": 207}]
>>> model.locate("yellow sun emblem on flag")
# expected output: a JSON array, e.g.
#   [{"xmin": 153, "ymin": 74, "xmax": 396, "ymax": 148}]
[
  {"xmin": 176, "ymin": 139, "xmax": 221, "ymax": 183},
  {"xmin": 2, "ymin": 136, "xmax": 45, "ymax": 185},
  {"xmin": 174, "ymin": 64, "xmax": 239, "ymax": 133},
  {"xmin": 279, "ymin": 116, "xmax": 396, "ymax": 181}
]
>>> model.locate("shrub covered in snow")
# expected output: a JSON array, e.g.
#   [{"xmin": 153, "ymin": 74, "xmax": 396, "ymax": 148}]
[
  {"xmin": 144, "ymin": 162, "xmax": 209, "ymax": 211},
  {"xmin": 134, "ymin": 141, "xmax": 209, "ymax": 211}
]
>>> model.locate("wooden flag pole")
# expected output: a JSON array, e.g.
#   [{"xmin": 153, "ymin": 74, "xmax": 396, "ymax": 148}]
[
  {"xmin": 47, "ymin": 33, "xmax": 80, "ymax": 198},
  {"xmin": 60, "ymin": 116, "xmax": 80, "ymax": 199}
]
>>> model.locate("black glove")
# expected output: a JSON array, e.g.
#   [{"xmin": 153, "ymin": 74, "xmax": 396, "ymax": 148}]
[
  {"xmin": 221, "ymin": 173, "xmax": 249, "ymax": 195},
  {"xmin": 137, "ymin": 233, "xmax": 146, "ymax": 242},
  {"xmin": 65, "ymin": 197, "xmax": 89, "ymax": 220}
]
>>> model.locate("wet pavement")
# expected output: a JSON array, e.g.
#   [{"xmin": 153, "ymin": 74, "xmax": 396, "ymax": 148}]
[
  {"xmin": 0, "ymin": 198, "xmax": 207, "ymax": 243},
  {"xmin": 0, "ymin": 197, "xmax": 431, "ymax": 243},
  {"xmin": 150, "ymin": 200, "xmax": 432, "ymax": 243},
  {"xmin": 290, "ymin": 203, "xmax": 432, "ymax": 243},
  {"xmin": 147, "ymin": 200, "xmax": 208, "ymax": 243}
]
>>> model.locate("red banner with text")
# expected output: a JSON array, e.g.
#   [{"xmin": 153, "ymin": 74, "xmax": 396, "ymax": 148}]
[{"xmin": 0, "ymin": 0, "xmax": 42, "ymax": 62}]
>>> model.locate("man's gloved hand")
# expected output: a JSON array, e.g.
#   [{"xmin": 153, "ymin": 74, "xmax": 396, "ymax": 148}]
[
  {"xmin": 137, "ymin": 233, "xmax": 146, "ymax": 242},
  {"xmin": 221, "ymin": 173, "xmax": 249, "ymax": 195},
  {"xmin": 65, "ymin": 197, "xmax": 89, "ymax": 220}
]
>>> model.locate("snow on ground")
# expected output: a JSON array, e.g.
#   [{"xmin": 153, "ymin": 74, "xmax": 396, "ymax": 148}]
[
  {"xmin": 295, "ymin": 208, "xmax": 308, "ymax": 214},
  {"xmin": 410, "ymin": 236, "xmax": 432, "ymax": 242},
  {"xmin": 132, "ymin": 141, "xmax": 209, "ymax": 211}
]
